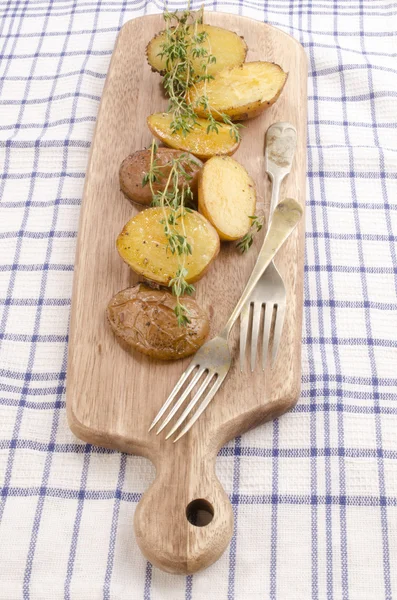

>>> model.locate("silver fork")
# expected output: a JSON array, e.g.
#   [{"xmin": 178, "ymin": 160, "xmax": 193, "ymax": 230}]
[
  {"xmin": 149, "ymin": 198, "xmax": 303, "ymax": 442},
  {"xmin": 240, "ymin": 122, "xmax": 297, "ymax": 372}
]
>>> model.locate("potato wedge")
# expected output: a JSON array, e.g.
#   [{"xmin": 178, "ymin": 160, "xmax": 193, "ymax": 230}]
[
  {"xmin": 147, "ymin": 113, "xmax": 240, "ymax": 160},
  {"xmin": 107, "ymin": 284, "xmax": 209, "ymax": 360},
  {"xmin": 198, "ymin": 156, "xmax": 256, "ymax": 241},
  {"xmin": 189, "ymin": 62, "xmax": 287, "ymax": 121},
  {"xmin": 117, "ymin": 207, "xmax": 220, "ymax": 284},
  {"xmin": 146, "ymin": 24, "xmax": 247, "ymax": 77},
  {"xmin": 119, "ymin": 148, "xmax": 202, "ymax": 206}
]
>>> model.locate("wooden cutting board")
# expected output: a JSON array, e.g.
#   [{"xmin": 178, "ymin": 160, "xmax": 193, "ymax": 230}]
[{"xmin": 66, "ymin": 13, "xmax": 307, "ymax": 574}]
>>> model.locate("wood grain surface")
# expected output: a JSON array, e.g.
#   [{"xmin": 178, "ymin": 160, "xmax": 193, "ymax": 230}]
[{"xmin": 66, "ymin": 13, "xmax": 307, "ymax": 574}]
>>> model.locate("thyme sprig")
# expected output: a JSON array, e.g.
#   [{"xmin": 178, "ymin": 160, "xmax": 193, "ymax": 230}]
[
  {"xmin": 236, "ymin": 215, "xmax": 265, "ymax": 253},
  {"xmin": 159, "ymin": 7, "xmax": 242, "ymax": 142},
  {"xmin": 143, "ymin": 140, "xmax": 198, "ymax": 326},
  {"xmin": 144, "ymin": 7, "xmax": 245, "ymax": 326}
]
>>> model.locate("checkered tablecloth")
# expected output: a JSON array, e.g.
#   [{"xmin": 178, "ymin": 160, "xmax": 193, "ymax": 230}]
[{"xmin": 1, "ymin": 1, "xmax": 397, "ymax": 598}]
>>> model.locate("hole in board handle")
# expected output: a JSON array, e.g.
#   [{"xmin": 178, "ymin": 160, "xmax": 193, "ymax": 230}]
[{"xmin": 186, "ymin": 499, "xmax": 214, "ymax": 527}]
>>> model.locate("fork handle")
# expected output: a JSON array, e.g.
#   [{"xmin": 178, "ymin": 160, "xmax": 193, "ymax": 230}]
[
  {"xmin": 222, "ymin": 198, "xmax": 302, "ymax": 337},
  {"xmin": 269, "ymin": 173, "xmax": 283, "ymax": 219}
]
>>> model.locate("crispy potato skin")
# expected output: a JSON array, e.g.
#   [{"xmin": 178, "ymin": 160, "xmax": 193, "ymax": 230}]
[
  {"xmin": 198, "ymin": 156, "xmax": 257, "ymax": 241},
  {"xmin": 147, "ymin": 113, "xmax": 240, "ymax": 161},
  {"xmin": 119, "ymin": 148, "xmax": 202, "ymax": 206},
  {"xmin": 146, "ymin": 24, "xmax": 247, "ymax": 77},
  {"xmin": 189, "ymin": 62, "xmax": 288, "ymax": 122},
  {"xmin": 107, "ymin": 284, "xmax": 209, "ymax": 360},
  {"xmin": 116, "ymin": 207, "xmax": 220, "ymax": 285}
]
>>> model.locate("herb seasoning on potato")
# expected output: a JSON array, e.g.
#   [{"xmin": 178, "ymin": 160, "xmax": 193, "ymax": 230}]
[
  {"xmin": 146, "ymin": 24, "xmax": 247, "ymax": 77},
  {"xmin": 116, "ymin": 207, "xmax": 220, "ymax": 285},
  {"xmin": 146, "ymin": 10, "xmax": 243, "ymax": 144},
  {"xmin": 107, "ymin": 284, "xmax": 209, "ymax": 360},
  {"xmin": 119, "ymin": 148, "xmax": 202, "ymax": 206},
  {"xmin": 147, "ymin": 113, "xmax": 240, "ymax": 161}
]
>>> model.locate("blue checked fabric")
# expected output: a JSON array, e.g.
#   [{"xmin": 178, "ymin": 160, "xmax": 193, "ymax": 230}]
[{"xmin": 1, "ymin": 1, "xmax": 397, "ymax": 598}]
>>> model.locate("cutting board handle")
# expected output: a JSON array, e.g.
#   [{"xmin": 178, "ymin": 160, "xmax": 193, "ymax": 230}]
[{"xmin": 133, "ymin": 447, "xmax": 234, "ymax": 574}]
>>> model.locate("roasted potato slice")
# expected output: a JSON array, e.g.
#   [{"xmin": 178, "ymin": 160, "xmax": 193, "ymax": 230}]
[
  {"xmin": 107, "ymin": 284, "xmax": 209, "ymax": 360},
  {"xmin": 146, "ymin": 24, "xmax": 247, "ymax": 77},
  {"xmin": 119, "ymin": 148, "xmax": 202, "ymax": 206},
  {"xmin": 189, "ymin": 62, "xmax": 287, "ymax": 121},
  {"xmin": 198, "ymin": 156, "xmax": 256, "ymax": 241},
  {"xmin": 147, "ymin": 113, "xmax": 240, "ymax": 161},
  {"xmin": 117, "ymin": 207, "xmax": 220, "ymax": 284}
]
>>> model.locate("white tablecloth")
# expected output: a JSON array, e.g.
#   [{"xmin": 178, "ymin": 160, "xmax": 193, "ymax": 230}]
[{"xmin": 0, "ymin": 1, "xmax": 396, "ymax": 598}]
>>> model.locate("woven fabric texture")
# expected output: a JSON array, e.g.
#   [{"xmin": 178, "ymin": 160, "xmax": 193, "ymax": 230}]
[{"xmin": 0, "ymin": 1, "xmax": 397, "ymax": 599}]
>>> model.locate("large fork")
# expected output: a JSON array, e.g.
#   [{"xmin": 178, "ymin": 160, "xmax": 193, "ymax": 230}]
[
  {"xmin": 149, "ymin": 198, "xmax": 303, "ymax": 442},
  {"xmin": 240, "ymin": 122, "xmax": 297, "ymax": 372}
]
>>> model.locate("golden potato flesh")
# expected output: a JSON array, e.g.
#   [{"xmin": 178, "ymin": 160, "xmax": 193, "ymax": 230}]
[
  {"xmin": 189, "ymin": 62, "xmax": 287, "ymax": 121},
  {"xmin": 198, "ymin": 156, "xmax": 256, "ymax": 241},
  {"xmin": 116, "ymin": 207, "xmax": 220, "ymax": 284},
  {"xmin": 107, "ymin": 284, "xmax": 209, "ymax": 360},
  {"xmin": 146, "ymin": 24, "xmax": 247, "ymax": 77},
  {"xmin": 119, "ymin": 148, "xmax": 202, "ymax": 206},
  {"xmin": 147, "ymin": 113, "xmax": 240, "ymax": 161}
]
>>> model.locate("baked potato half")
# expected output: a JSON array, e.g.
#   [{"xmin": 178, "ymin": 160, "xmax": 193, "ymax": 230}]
[
  {"xmin": 198, "ymin": 156, "xmax": 257, "ymax": 241},
  {"xmin": 116, "ymin": 207, "xmax": 220, "ymax": 284},
  {"xmin": 107, "ymin": 284, "xmax": 209, "ymax": 360},
  {"xmin": 119, "ymin": 148, "xmax": 202, "ymax": 206},
  {"xmin": 146, "ymin": 24, "xmax": 247, "ymax": 77},
  {"xmin": 189, "ymin": 61, "xmax": 287, "ymax": 121},
  {"xmin": 147, "ymin": 113, "xmax": 240, "ymax": 160}
]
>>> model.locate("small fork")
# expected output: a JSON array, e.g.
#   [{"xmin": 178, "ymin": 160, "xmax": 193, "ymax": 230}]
[
  {"xmin": 240, "ymin": 122, "xmax": 297, "ymax": 371},
  {"xmin": 149, "ymin": 198, "xmax": 303, "ymax": 442}
]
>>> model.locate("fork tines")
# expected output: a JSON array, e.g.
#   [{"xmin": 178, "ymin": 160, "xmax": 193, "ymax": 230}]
[
  {"xmin": 148, "ymin": 364, "xmax": 222, "ymax": 442},
  {"xmin": 240, "ymin": 301, "xmax": 285, "ymax": 372}
]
